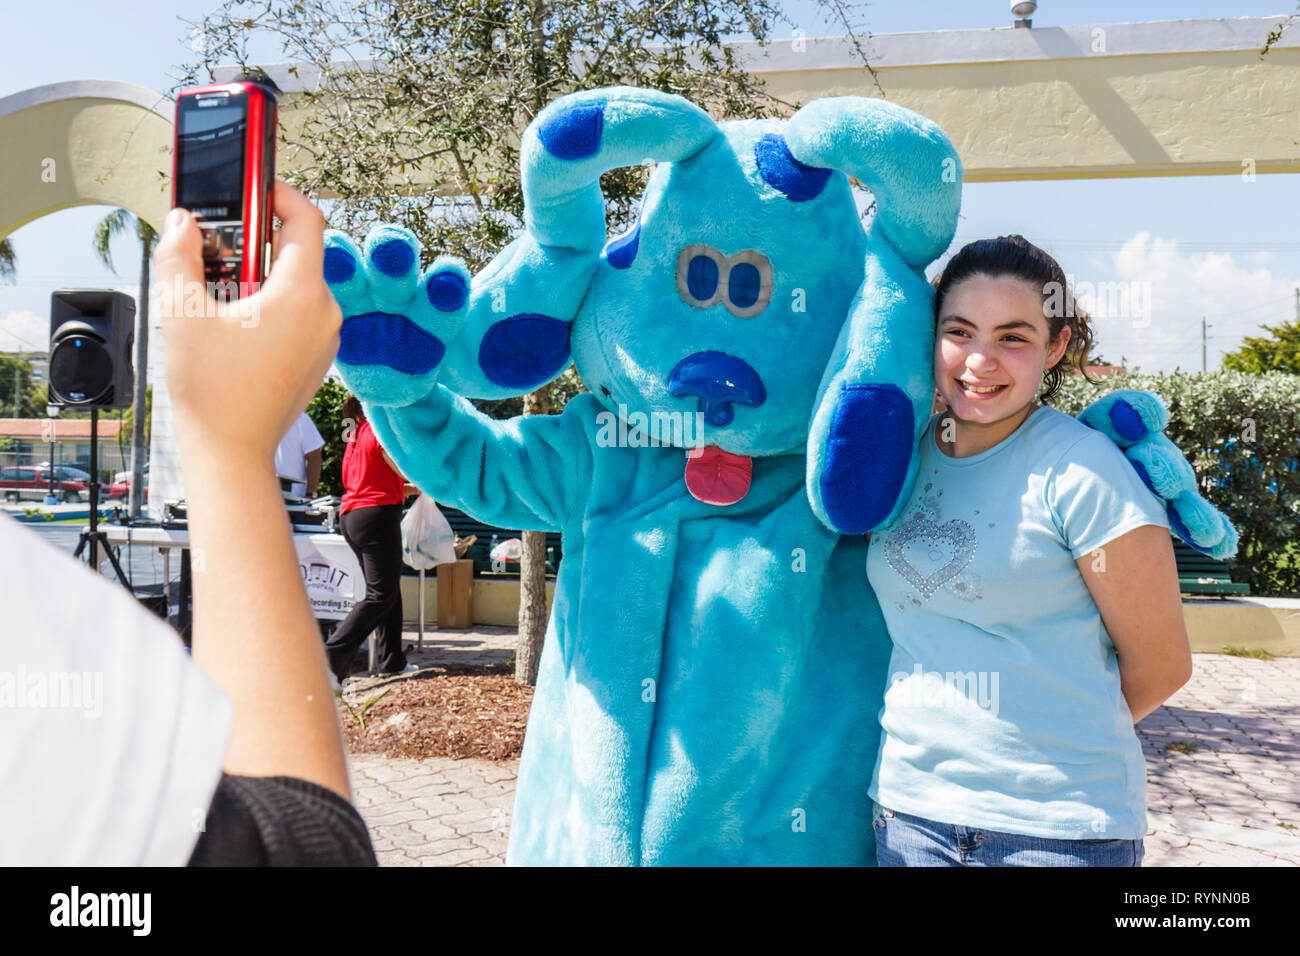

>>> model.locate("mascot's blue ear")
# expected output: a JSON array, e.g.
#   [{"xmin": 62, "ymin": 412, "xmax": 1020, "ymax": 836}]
[
  {"xmin": 796, "ymin": 97, "xmax": 964, "ymax": 535},
  {"xmin": 783, "ymin": 97, "xmax": 962, "ymax": 270},
  {"xmin": 521, "ymin": 86, "xmax": 721, "ymax": 252},
  {"xmin": 429, "ymin": 88, "xmax": 723, "ymax": 400}
]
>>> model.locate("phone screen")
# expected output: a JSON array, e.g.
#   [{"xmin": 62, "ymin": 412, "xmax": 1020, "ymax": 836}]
[{"xmin": 176, "ymin": 91, "xmax": 247, "ymax": 221}]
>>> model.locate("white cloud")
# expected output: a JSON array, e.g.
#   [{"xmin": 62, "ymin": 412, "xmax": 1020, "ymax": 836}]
[{"xmin": 1084, "ymin": 233, "xmax": 1300, "ymax": 373}]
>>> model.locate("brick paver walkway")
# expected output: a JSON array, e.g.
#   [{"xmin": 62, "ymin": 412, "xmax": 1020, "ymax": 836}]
[
  {"xmin": 348, "ymin": 645, "xmax": 1300, "ymax": 866},
  {"xmin": 1141, "ymin": 654, "xmax": 1300, "ymax": 866}
]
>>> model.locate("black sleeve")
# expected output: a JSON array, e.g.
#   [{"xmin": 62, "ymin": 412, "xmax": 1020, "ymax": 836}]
[{"xmin": 187, "ymin": 773, "xmax": 378, "ymax": 867}]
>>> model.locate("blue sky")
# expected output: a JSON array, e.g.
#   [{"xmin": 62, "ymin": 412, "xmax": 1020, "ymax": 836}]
[{"xmin": 2, "ymin": 1, "xmax": 1299, "ymax": 372}]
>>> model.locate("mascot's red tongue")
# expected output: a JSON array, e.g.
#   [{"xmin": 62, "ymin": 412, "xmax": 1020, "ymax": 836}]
[{"xmin": 684, "ymin": 445, "xmax": 752, "ymax": 506}]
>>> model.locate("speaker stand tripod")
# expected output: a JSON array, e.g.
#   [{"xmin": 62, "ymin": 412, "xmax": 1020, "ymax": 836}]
[{"xmin": 70, "ymin": 408, "xmax": 132, "ymax": 592}]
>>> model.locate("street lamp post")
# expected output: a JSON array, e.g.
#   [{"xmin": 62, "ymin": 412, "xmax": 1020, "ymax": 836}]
[{"xmin": 43, "ymin": 405, "xmax": 58, "ymax": 505}]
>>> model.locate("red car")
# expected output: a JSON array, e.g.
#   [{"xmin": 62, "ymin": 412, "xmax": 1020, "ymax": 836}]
[
  {"xmin": 0, "ymin": 467, "xmax": 88, "ymax": 503},
  {"xmin": 105, "ymin": 478, "xmax": 148, "ymax": 502}
]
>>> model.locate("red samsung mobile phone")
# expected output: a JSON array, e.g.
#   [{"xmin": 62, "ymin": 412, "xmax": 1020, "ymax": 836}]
[{"xmin": 172, "ymin": 76, "xmax": 278, "ymax": 296}]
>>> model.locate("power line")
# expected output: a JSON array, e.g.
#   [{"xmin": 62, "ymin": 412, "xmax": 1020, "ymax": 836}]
[
  {"xmin": 0, "ymin": 329, "xmax": 46, "ymax": 351},
  {"xmin": 955, "ymin": 235, "xmax": 1300, "ymax": 252}
]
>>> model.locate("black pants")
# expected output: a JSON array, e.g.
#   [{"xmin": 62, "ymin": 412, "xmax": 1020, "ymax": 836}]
[{"xmin": 325, "ymin": 503, "xmax": 407, "ymax": 681}]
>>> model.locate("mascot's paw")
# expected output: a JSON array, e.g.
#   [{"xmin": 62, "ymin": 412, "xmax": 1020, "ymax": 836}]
[
  {"xmin": 1079, "ymin": 389, "xmax": 1238, "ymax": 560},
  {"xmin": 813, "ymin": 382, "xmax": 916, "ymax": 535},
  {"xmin": 1077, "ymin": 390, "xmax": 1169, "ymax": 447},
  {"xmin": 324, "ymin": 226, "xmax": 470, "ymax": 407}
]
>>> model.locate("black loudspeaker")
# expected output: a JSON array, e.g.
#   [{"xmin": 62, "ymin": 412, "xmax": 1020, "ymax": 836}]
[{"xmin": 48, "ymin": 290, "xmax": 135, "ymax": 409}]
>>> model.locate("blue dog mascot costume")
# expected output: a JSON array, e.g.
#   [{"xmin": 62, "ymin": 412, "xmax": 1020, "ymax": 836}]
[{"xmin": 324, "ymin": 88, "xmax": 1237, "ymax": 865}]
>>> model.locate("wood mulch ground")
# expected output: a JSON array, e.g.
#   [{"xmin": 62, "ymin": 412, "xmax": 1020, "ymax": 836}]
[{"xmin": 336, "ymin": 661, "xmax": 533, "ymax": 761}]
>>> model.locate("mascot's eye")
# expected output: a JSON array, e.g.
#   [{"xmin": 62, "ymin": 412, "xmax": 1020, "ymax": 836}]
[
  {"xmin": 676, "ymin": 245, "xmax": 774, "ymax": 319},
  {"xmin": 687, "ymin": 254, "xmax": 719, "ymax": 301},
  {"xmin": 729, "ymin": 262, "xmax": 761, "ymax": 309},
  {"xmin": 677, "ymin": 245, "xmax": 726, "ymax": 308}
]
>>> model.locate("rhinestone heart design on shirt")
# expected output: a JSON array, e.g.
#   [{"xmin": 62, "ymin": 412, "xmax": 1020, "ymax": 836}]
[{"xmin": 881, "ymin": 498, "xmax": 977, "ymax": 600}]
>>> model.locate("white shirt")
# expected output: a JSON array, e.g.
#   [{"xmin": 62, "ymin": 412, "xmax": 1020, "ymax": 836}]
[
  {"xmin": 0, "ymin": 513, "xmax": 233, "ymax": 864},
  {"xmin": 274, "ymin": 412, "xmax": 326, "ymax": 498}
]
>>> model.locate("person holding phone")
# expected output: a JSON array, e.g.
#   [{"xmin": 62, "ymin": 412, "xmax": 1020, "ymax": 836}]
[
  {"xmin": 1, "ymin": 181, "xmax": 376, "ymax": 865},
  {"xmin": 866, "ymin": 235, "xmax": 1191, "ymax": 867}
]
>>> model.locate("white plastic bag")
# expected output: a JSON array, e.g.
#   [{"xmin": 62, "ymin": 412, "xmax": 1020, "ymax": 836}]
[
  {"xmin": 401, "ymin": 494, "xmax": 458, "ymax": 569},
  {"xmin": 490, "ymin": 537, "xmax": 523, "ymax": 562}
]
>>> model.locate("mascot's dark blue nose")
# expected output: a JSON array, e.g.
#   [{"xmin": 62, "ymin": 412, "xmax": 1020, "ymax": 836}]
[{"xmin": 667, "ymin": 351, "xmax": 767, "ymax": 427}]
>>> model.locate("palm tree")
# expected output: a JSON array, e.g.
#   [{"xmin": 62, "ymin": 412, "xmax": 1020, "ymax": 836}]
[
  {"xmin": 0, "ymin": 237, "xmax": 15, "ymax": 283},
  {"xmin": 92, "ymin": 209, "xmax": 156, "ymax": 518}
]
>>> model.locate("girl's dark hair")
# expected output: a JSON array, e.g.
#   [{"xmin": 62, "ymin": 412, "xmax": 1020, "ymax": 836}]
[
  {"xmin": 932, "ymin": 235, "xmax": 1097, "ymax": 404},
  {"xmin": 341, "ymin": 393, "xmax": 363, "ymax": 424}
]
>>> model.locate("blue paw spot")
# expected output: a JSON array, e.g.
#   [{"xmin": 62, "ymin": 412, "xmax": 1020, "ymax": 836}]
[
  {"xmin": 338, "ymin": 312, "xmax": 445, "ymax": 375},
  {"xmin": 323, "ymin": 246, "xmax": 356, "ymax": 284},
  {"xmin": 370, "ymin": 239, "xmax": 416, "ymax": 278},
  {"xmin": 1129, "ymin": 458, "xmax": 1155, "ymax": 494},
  {"xmin": 1167, "ymin": 502, "xmax": 1211, "ymax": 555},
  {"xmin": 728, "ymin": 261, "xmax": 762, "ymax": 309},
  {"xmin": 821, "ymin": 384, "xmax": 913, "ymax": 534},
  {"xmin": 686, "ymin": 254, "xmax": 719, "ymax": 302},
  {"xmin": 754, "ymin": 133, "xmax": 832, "ymax": 203},
  {"xmin": 667, "ymin": 351, "xmax": 766, "ymax": 427},
  {"xmin": 604, "ymin": 223, "xmax": 640, "ymax": 270},
  {"xmin": 538, "ymin": 104, "xmax": 605, "ymax": 160},
  {"xmin": 425, "ymin": 271, "xmax": 468, "ymax": 312},
  {"xmin": 479, "ymin": 314, "xmax": 572, "ymax": 388},
  {"xmin": 1109, "ymin": 400, "xmax": 1147, "ymax": 442}
]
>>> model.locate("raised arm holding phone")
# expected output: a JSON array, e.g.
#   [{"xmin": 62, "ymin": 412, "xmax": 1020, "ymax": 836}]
[
  {"xmin": 154, "ymin": 181, "xmax": 375, "ymax": 864},
  {"xmin": 0, "ymin": 179, "xmax": 375, "ymax": 866}
]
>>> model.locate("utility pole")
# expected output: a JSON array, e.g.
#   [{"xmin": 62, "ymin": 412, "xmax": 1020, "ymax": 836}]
[
  {"xmin": 1294, "ymin": 286, "xmax": 1298, "ymax": 322},
  {"xmin": 1202, "ymin": 317, "xmax": 1208, "ymax": 372}
]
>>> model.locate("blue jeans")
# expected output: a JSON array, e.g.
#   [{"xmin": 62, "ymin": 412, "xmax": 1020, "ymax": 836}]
[{"xmin": 872, "ymin": 803, "xmax": 1144, "ymax": 867}]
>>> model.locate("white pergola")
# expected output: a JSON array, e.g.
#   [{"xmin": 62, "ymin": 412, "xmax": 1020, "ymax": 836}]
[{"xmin": 2, "ymin": 16, "xmax": 1299, "ymax": 242}]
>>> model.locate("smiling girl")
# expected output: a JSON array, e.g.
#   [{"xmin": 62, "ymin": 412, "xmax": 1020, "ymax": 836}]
[{"xmin": 866, "ymin": 235, "xmax": 1190, "ymax": 867}]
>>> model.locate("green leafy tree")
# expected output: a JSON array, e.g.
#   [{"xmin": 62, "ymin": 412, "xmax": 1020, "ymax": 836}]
[
  {"xmin": 0, "ymin": 240, "xmax": 42, "ymax": 418},
  {"xmin": 0, "ymin": 238, "xmax": 15, "ymax": 283},
  {"xmin": 306, "ymin": 376, "xmax": 350, "ymax": 498},
  {"xmin": 182, "ymin": 0, "xmax": 871, "ymax": 684},
  {"xmin": 0, "ymin": 355, "xmax": 48, "ymax": 417},
  {"xmin": 1222, "ymin": 318, "xmax": 1300, "ymax": 375}
]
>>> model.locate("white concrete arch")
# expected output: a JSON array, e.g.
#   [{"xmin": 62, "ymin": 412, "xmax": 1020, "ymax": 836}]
[{"xmin": 0, "ymin": 80, "xmax": 174, "ymax": 241}]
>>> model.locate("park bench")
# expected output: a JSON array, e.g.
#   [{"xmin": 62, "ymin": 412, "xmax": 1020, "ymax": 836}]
[
  {"xmin": 435, "ymin": 505, "xmax": 562, "ymax": 576},
  {"xmin": 1172, "ymin": 536, "xmax": 1249, "ymax": 597}
]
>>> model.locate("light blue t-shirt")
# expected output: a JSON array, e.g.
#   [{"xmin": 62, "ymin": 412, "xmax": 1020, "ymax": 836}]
[{"xmin": 865, "ymin": 406, "xmax": 1171, "ymax": 839}]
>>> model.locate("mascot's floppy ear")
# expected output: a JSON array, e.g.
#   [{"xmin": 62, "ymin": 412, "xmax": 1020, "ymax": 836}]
[
  {"xmin": 433, "ymin": 87, "xmax": 722, "ymax": 400},
  {"xmin": 794, "ymin": 97, "xmax": 963, "ymax": 535},
  {"xmin": 783, "ymin": 96, "xmax": 962, "ymax": 271},
  {"xmin": 521, "ymin": 86, "xmax": 720, "ymax": 252}
]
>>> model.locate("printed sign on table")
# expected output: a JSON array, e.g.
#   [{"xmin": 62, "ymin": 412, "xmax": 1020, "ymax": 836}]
[{"xmin": 296, "ymin": 535, "xmax": 364, "ymax": 622}]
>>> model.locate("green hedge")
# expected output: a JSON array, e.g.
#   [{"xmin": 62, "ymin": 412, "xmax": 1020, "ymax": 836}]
[{"xmin": 1051, "ymin": 371, "xmax": 1300, "ymax": 596}]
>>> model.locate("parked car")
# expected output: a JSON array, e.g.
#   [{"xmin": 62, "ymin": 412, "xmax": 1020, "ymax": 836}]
[
  {"xmin": 105, "ymin": 477, "xmax": 148, "ymax": 502},
  {"xmin": 0, "ymin": 467, "xmax": 88, "ymax": 503},
  {"xmin": 37, "ymin": 463, "xmax": 93, "ymax": 483},
  {"xmin": 112, "ymin": 465, "xmax": 148, "ymax": 484},
  {"xmin": 106, "ymin": 466, "xmax": 149, "ymax": 502}
]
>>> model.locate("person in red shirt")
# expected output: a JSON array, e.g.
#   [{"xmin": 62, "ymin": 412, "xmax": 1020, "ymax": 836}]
[{"xmin": 324, "ymin": 393, "xmax": 418, "ymax": 683}]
